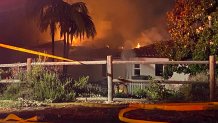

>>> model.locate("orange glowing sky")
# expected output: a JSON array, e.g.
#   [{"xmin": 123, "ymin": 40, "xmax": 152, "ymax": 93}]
[{"xmin": 0, "ymin": 0, "xmax": 175, "ymax": 48}]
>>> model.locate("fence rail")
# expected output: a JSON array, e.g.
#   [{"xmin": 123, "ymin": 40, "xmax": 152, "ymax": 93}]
[
  {"xmin": 113, "ymin": 79, "xmax": 208, "ymax": 84},
  {"xmin": 0, "ymin": 60, "xmax": 216, "ymax": 68},
  {"xmin": 0, "ymin": 56, "xmax": 216, "ymax": 101}
]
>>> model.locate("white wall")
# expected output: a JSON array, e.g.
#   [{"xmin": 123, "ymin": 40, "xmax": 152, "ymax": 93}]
[
  {"xmin": 67, "ymin": 57, "xmax": 190, "ymax": 82},
  {"xmin": 128, "ymin": 57, "xmax": 169, "ymax": 80},
  {"xmin": 113, "ymin": 64, "xmax": 126, "ymax": 79}
]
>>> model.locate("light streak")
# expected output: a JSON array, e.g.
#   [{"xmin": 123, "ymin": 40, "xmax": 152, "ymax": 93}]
[{"xmin": 0, "ymin": 43, "xmax": 75, "ymax": 62}]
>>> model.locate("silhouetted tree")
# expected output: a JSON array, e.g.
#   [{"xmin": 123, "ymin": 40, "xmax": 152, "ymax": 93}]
[
  {"xmin": 27, "ymin": 0, "xmax": 63, "ymax": 61},
  {"xmin": 59, "ymin": 2, "xmax": 96, "ymax": 59}
]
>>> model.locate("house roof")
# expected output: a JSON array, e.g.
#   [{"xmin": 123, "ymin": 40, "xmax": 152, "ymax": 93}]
[
  {"xmin": 69, "ymin": 46, "xmax": 121, "ymax": 61},
  {"xmin": 35, "ymin": 41, "xmax": 121, "ymax": 61},
  {"xmin": 35, "ymin": 41, "xmax": 173, "ymax": 61},
  {"xmin": 134, "ymin": 40, "xmax": 174, "ymax": 58},
  {"xmin": 134, "ymin": 44, "xmax": 158, "ymax": 57}
]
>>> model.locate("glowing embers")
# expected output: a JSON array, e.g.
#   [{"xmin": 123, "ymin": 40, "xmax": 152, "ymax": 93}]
[{"xmin": 0, "ymin": 43, "xmax": 75, "ymax": 62}]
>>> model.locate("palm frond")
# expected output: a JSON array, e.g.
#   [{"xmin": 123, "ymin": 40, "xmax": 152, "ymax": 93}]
[{"xmin": 71, "ymin": 2, "xmax": 88, "ymax": 14}]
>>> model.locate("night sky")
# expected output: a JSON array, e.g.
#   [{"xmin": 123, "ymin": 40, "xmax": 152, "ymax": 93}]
[{"xmin": 0, "ymin": 0, "xmax": 175, "ymax": 48}]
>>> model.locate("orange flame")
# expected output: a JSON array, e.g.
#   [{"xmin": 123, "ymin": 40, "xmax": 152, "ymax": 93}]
[
  {"xmin": 136, "ymin": 43, "xmax": 141, "ymax": 48},
  {"xmin": 71, "ymin": 37, "xmax": 81, "ymax": 46},
  {"xmin": 0, "ymin": 43, "xmax": 75, "ymax": 62}
]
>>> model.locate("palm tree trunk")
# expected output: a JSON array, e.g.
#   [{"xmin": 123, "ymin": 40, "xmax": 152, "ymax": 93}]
[
  {"xmin": 63, "ymin": 34, "xmax": 67, "ymax": 58},
  {"xmin": 64, "ymin": 34, "xmax": 70, "ymax": 73},
  {"xmin": 51, "ymin": 22, "xmax": 55, "ymax": 62},
  {"xmin": 51, "ymin": 33, "xmax": 55, "ymax": 62},
  {"xmin": 63, "ymin": 33, "xmax": 67, "ymax": 74},
  {"xmin": 66, "ymin": 33, "xmax": 70, "ymax": 58}
]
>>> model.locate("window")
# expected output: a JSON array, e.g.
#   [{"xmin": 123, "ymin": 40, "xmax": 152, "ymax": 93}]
[
  {"xmin": 134, "ymin": 64, "xmax": 140, "ymax": 76},
  {"xmin": 155, "ymin": 64, "xmax": 163, "ymax": 76}
]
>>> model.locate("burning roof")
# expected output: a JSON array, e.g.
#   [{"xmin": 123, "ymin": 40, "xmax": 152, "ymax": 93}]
[{"xmin": 133, "ymin": 40, "xmax": 174, "ymax": 58}]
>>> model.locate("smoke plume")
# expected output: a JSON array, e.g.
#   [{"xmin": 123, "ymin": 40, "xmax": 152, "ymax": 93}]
[
  {"xmin": 72, "ymin": 0, "xmax": 174, "ymax": 48},
  {"xmin": 0, "ymin": 0, "xmax": 174, "ymax": 48}
]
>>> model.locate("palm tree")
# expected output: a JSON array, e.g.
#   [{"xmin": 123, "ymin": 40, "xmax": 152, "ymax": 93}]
[
  {"xmin": 58, "ymin": 1, "xmax": 96, "ymax": 73},
  {"xmin": 40, "ymin": 0, "xmax": 64, "ymax": 61},
  {"xmin": 59, "ymin": 2, "xmax": 96, "ymax": 59},
  {"xmin": 27, "ymin": 0, "xmax": 96, "ymax": 62},
  {"xmin": 27, "ymin": 0, "xmax": 63, "ymax": 61}
]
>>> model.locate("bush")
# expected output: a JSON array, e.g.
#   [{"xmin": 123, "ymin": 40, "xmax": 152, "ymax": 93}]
[
  {"xmin": 132, "ymin": 88, "xmax": 147, "ymax": 98},
  {"xmin": 85, "ymin": 83, "xmax": 107, "ymax": 97},
  {"xmin": 178, "ymin": 72, "xmax": 209, "ymax": 101},
  {"xmin": 114, "ymin": 92, "xmax": 130, "ymax": 98},
  {"xmin": 128, "ymin": 81, "xmax": 184, "ymax": 101},
  {"xmin": 145, "ymin": 81, "xmax": 167, "ymax": 101},
  {"xmin": 2, "ymin": 83, "xmax": 24, "ymax": 100},
  {"xmin": 179, "ymin": 83, "xmax": 209, "ymax": 101},
  {"xmin": 63, "ymin": 76, "xmax": 90, "ymax": 97},
  {"xmin": 164, "ymin": 90, "xmax": 185, "ymax": 102},
  {"xmin": 188, "ymin": 72, "xmax": 208, "ymax": 82},
  {"xmin": 2, "ymin": 62, "xmax": 78, "ymax": 103}
]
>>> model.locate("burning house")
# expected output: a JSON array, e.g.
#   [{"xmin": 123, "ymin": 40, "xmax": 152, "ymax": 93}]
[{"xmin": 34, "ymin": 41, "xmax": 188, "ymax": 82}]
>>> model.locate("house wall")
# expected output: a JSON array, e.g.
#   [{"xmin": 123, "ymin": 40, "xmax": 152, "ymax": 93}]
[
  {"xmin": 68, "ymin": 64, "xmax": 128, "ymax": 82},
  {"xmin": 128, "ymin": 57, "xmax": 169, "ymax": 80},
  {"xmin": 67, "ymin": 65, "xmax": 103, "ymax": 82},
  {"xmin": 113, "ymin": 64, "xmax": 127, "ymax": 79},
  {"xmin": 67, "ymin": 57, "xmax": 190, "ymax": 82}
]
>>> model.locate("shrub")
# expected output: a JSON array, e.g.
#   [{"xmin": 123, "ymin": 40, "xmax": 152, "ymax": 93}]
[
  {"xmin": 146, "ymin": 81, "xmax": 165, "ymax": 101},
  {"xmin": 86, "ymin": 83, "xmax": 107, "ymax": 97},
  {"xmin": 145, "ymin": 81, "xmax": 183, "ymax": 101},
  {"xmin": 114, "ymin": 92, "xmax": 130, "ymax": 98},
  {"xmin": 2, "ymin": 62, "xmax": 78, "ymax": 103},
  {"xmin": 65, "ymin": 77, "xmax": 108, "ymax": 97},
  {"xmin": 63, "ymin": 76, "xmax": 90, "ymax": 97},
  {"xmin": 127, "ymin": 81, "xmax": 184, "ymax": 101},
  {"xmin": 178, "ymin": 72, "xmax": 209, "ymax": 101},
  {"xmin": 188, "ymin": 72, "xmax": 208, "ymax": 82},
  {"xmin": 164, "ymin": 90, "xmax": 185, "ymax": 102},
  {"xmin": 132, "ymin": 88, "xmax": 147, "ymax": 98}
]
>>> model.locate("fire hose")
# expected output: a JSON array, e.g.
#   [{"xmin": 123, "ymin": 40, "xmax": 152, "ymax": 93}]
[{"xmin": 119, "ymin": 102, "xmax": 218, "ymax": 123}]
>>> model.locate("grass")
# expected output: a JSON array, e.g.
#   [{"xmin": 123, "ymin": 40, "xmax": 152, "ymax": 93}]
[{"xmin": 0, "ymin": 100, "xmax": 17, "ymax": 108}]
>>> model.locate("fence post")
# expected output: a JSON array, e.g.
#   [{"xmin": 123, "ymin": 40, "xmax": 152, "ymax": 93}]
[
  {"xmin": 107, "ymin": 55, "xmax": 113, "ymax": 102},
  {"xmin": 27, "ymin": 58, "xmax": 32, "ymax": 72},
  {"xmin": 209, "ymin": 55, "xmax": 216, "ymax": 101}
]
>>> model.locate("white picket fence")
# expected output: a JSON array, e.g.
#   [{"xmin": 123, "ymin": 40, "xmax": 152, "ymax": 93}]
[{"xmin": 127, "ymin": 82, "xmax": 148, "ymax": 95}]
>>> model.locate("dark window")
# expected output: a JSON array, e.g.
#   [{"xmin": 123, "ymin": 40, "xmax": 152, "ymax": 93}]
[
  {"xmin": 134, "ymin": 64, "xmax": 140, "ymax": 68},
  {"xmin": 155, "ymin": 64, "xmax": 163, "ymax": 76},
  {"xmin": 134, "ymin": 69, "xmax": 140, "ymax": 76},
  {"xmin": 134, "ymin": 64, "xmax": 140, "ymax": 76}
]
